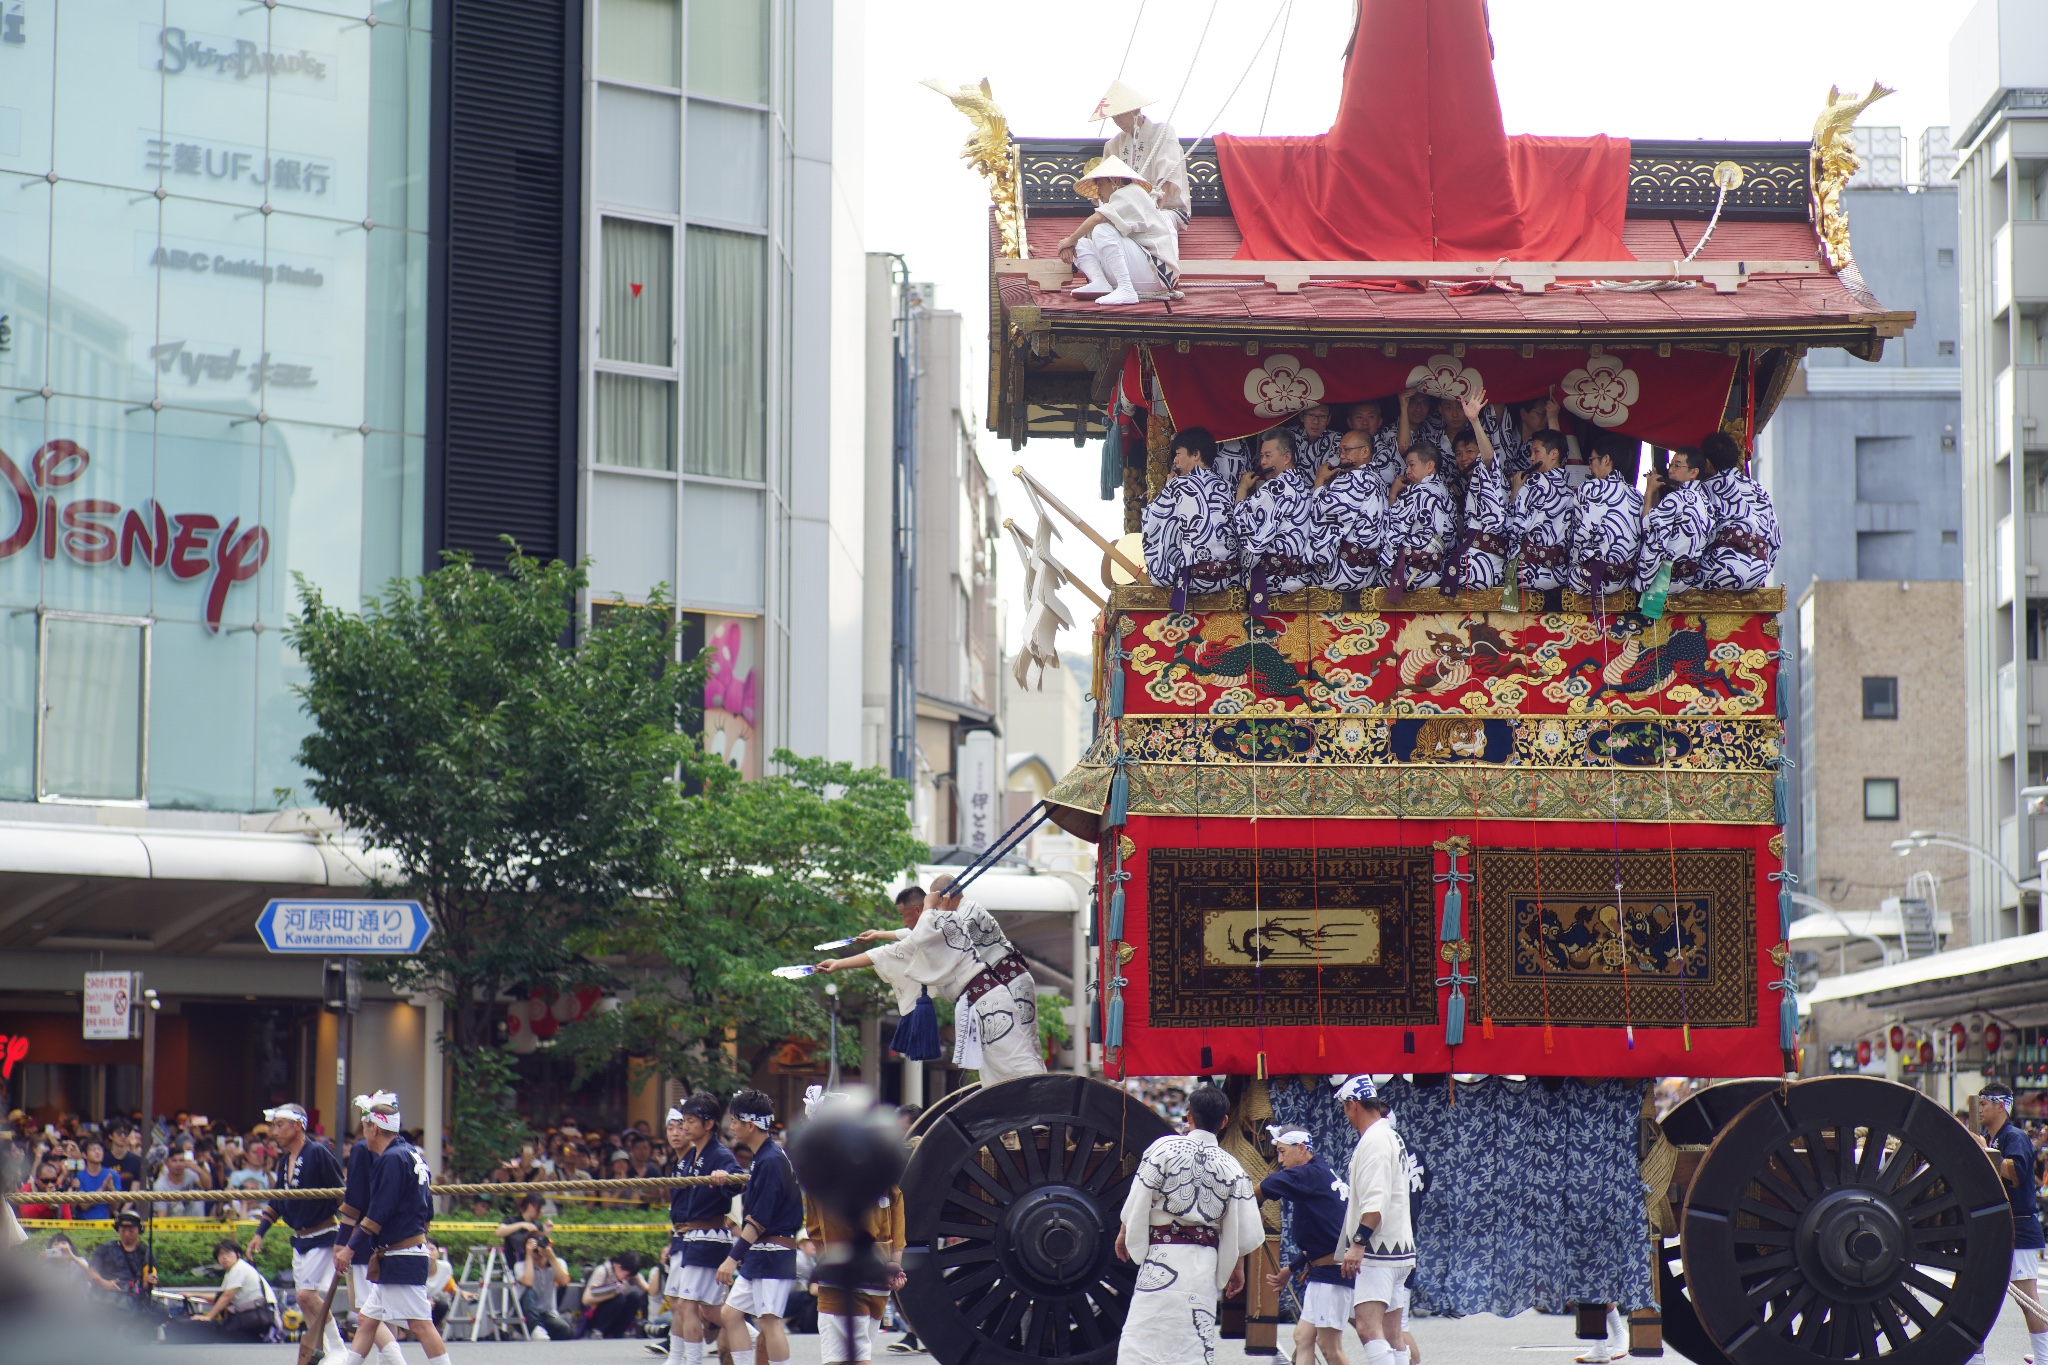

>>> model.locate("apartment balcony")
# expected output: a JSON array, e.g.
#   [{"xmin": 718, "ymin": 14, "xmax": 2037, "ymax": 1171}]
[
  {"xmin": 1995, "ymin": 221, "xmax": 2048, "ymax": 316},
  {"xmin": 2032, "ymin": 662, "xmax": 2048, "ymax": 748}
]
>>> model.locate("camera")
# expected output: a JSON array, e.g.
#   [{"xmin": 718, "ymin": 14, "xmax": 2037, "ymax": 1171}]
[{"xmin": 63, "ymin": 1159, "xmax": 82, "ymax": 1171}]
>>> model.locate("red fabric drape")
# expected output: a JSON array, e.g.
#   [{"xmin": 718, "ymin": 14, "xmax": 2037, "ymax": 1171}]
[{"xmin": 1214, "ymin": 0, "xmax": 1631, "ymax": 262}]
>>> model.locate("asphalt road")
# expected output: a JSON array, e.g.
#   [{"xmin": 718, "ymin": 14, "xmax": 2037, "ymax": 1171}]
[{"xmin": 128, "ymin": 1301, "xmax": 2041, "ymax": 1365}]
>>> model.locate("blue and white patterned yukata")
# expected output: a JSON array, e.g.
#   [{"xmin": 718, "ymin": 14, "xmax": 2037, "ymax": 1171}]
[
  {"xmin": 1315, "ymin": 466, "xmax": 1389, "ymax": 590},
  {"xmin": 1697, "ymin": 468, "xmax": 1780, "ymax": 589},
  {"xmin": 1567, "ymin": 473, "xmax": 1644, "ymax": 597},
  {"xmin": 1237, "ymin": 466, "xmax": 1328, "ymax": 595},
  {"xmin": 1635, "ymin": 479, "xmax": 1712, "ymax": 592},
  {"xmin": 1511, "ymin": 467, "xmax": 1575, "ymax": 591},
  {"xmin": 1142, "ymin": 466, "xmax": 1242, "ymax": 594},
  {"xmin": 1295, "ymin": 427, "xmax": 1342, "ymax": 473},
  {"xmin": 1456, "ymin": 454, "xmax": 1510, "ymax": 591},
  {"xmin": 1383, "ymin": 474, "xmax": 1459, "ymax": 591},
  {"xmin": 1213, "ymin": 439, "xmax": 1253, "ymax": 486}
]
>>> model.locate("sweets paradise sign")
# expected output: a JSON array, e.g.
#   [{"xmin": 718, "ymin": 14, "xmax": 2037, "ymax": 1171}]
[{"xmin": 0, "ymin": 440, "xmax": 269, "ymax": 633}]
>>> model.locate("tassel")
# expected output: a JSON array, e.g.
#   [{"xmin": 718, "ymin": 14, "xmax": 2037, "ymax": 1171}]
[
  {"xmin": 1500, "ymin": 560, "xmax": 1520, "ymax": 613},
  {"xmin": 1439, "ymin": 884, "xmax": 1464, "ymax": 942},
  {"xmin": 1256, "ymin": 1051, "xmax": 1268, "ymax": 1080},
  {"xmin": 1780, "ymin": 992, "xmax": 1799, "ymax": 1050},
  {"xmin": 1773, "ymin": 774, "xmax": 1788, "ymax": 827},
  {"xmin": 1626, "ymin": 1025, "xmax": 1636, "ymax": 1050},
  {"xmin": 1388, "ymin": 552, "xmax": 1407, "ymax": 607},
  {"xmin": 1108, "ymin": 658, "xmax": 1125, "ymax": 720},
  {"xmin": 1107, "ymin": 993, "xmax": 1126, "ymax": 1048},
  {"xmin": 1317, "ymin": 1031, "xmax": 1326, "ymax": 1058},
  {"xmin": 1249, "ymin": 562, "xmax": 1269, "ymax": 616},
  {"xmin": 1170, "ymin": 569, "xmax": 1188, "ymax": 616},
  {"xmin": 1107, "ymin": 885, "xmax": 1126, "ymax": 941},
  {"xmin": 1639, "ymin": 560, "xmax": 1670, "ymax": 621},
  {"xmin": 889, "ymin": 987, "xmax": 943, "ymax": 1061},
  {"xmin": 1482, "ymin": 1016, "xmax": 1496, "ymax": 1040},
  {"xmin": 1682, "ymin": 1023, "xmax": 1693, "ymax": 1052},
  {"xmin": 1445, "ymin": 988, "xmax": 1467, "ymax": 1046},
  {"xmin": 1542, "ymin": 1024, "xmax": 1555, "ymax": 1054},
  {"xmin": 1108, "ymin": 765, "xmax": 1129, "ymax": 828}
]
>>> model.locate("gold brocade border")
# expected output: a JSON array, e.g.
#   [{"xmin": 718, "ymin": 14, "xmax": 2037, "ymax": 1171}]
[
  {"xmin": 1107, "ymin": 585, "xmax": 1787, "ymax": 616},
  {"xmin": 1046, "ymin": 762, "xmax": 1778, "ymax": 824}
]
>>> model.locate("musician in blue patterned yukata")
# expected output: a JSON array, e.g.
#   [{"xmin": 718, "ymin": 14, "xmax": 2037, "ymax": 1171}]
[
  {"xmin": 1293, "ymin": 403, "xmax": 1341, "ymax": 472},
  {"xmin": 1450, "ymin": 391, "xmax": 1509, "ymax": 591},
  {"xmin": 1345, "ymin": 400, "xmax": 1404, "ymax": 492},
  {"xmin": 1394, "ymin": 388, "xmax": 1441, "ymax": 466},
  {"xmin": 1314, "ymin": 426, "xmax": 1389, "ymax": 591},
  {"xmin": 1142, "ymin": 427, "xmax": 1242, "ymax": 606},
  {"xmin": 1636, "ymin": 447, "xmax": 1712, "ymax": 593},
  {"xmin": 1382, "ymin": 443, "xmax": 1458, "ymax": 596},
  {"xmin": 1567, "ymin": 437, "xmax": 1644, "ymax": 599},
  {"xmin": 1236, "ymin": 428, "xmax": 1329, "ymax": 612},
  {"xmin": 1484, "ymin": 400, "xmax": 1537, "ymax": 481},
  {"xmin": 1510, "ymin": 427, "xmax": 1575, "ymax": 595},
  {"xmin": 1214, "ymin": 437, "xmax": 1253, "ymax": 485},
  {"xmin": 1694, "ymin": 431, "xmax": 1781, "ymax": 588}
]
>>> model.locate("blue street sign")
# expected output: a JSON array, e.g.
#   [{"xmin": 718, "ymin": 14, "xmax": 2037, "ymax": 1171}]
[{"xmin": 257, "ymin": 900, "xmax": 432, "ymax": 955}]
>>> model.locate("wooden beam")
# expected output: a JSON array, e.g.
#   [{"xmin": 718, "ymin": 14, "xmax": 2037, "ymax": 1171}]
[
  {"xmin": 999, "ymin": 257, "xmax": 1825, "ymax": 295},
  {"xmin": 1012, "ymin": 467, "xmax": 1148, "ymax": 583}
]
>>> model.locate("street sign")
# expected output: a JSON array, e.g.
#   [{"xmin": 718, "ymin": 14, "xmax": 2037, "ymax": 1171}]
[
  {"xmin": 257, "ymin": 900, "xmax": 432, "ymax": 955},
  {"xmin": 82, "ymin": 970, "xmax": 141, "ymax": 1040}
]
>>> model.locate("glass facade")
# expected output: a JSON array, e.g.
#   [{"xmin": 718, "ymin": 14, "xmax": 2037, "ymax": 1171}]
[{"xmin": 0, "ymin": 1, "xmax": 431, "ymax": 809}]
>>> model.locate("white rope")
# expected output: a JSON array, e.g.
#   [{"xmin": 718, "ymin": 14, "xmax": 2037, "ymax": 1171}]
[
  {"xmin": 1114, "ymin": 0, "xmax": 1147, "ymax": 83},
  {"xmin": 1257, "ymin": 0, "xmax": 1294, "ymax": 136},
  {"xmin": 1187, "ymin": 1, "xmax": 1293, "ymax": 150},
  {"xmin": 1166, "ymin": 0, "xmax": 1220, "ymax": 126},
  {"xmin": 1586, "ymin": 179, "xmax": 1732, "ymax": 294}
]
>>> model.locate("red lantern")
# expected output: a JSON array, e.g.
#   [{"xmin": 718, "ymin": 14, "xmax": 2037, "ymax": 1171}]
[
  {"xmin": 1919, "ymin": 1039, "xmax": 1935, "ymax": 1066},
  {"xmin": 1889, "ymin": 1024, "xmax": 1906, "ymax": 1052},
  {"xmin": 1951, "ymin": 1021, "xmax": 1969, "ymax": 1047},
  {"xmin": 1856, "ymin": 1039, "xmax": 1872, "ymax": 1067},
  {"xmin": 1984, "ymin": 1023, "xmax": 2003, "ymax": 1055}
]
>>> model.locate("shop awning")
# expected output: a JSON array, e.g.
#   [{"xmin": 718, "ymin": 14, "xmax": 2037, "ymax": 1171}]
[
  {"xmin": 1788, "ymin": 907, "xmax": 1955, "ymax": 948},
  {"xmin": 1802, "ymin": 931, "xmax": 2048, "ymax": 1015},
  {"xmin": 0, "ymin": 819, "xmax": 396, "ymax": 886}
]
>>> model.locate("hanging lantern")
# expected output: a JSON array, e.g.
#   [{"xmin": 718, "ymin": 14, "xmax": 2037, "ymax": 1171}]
[
  {"xmin": 1856, "ymin": 1039, "xmax": 1872, "ymax": 1067},
  {"xmin": 1984, "ymin": 1022, "xmax": 2003, "ymax": 1055},
  {"xmin": 1919, "ymin": 1039, "xmax": 1934, "ymax": 1066},
  {"xmin": 1874, "ymin": 1033, "xmax": 1887, "ymax": 1057},
  {"xmin": 1950, "ymin": 1021, "xmax": 1968, "ymax": 1047},
  {"xmin": 1889, "ymin": 1024, "xmax": 1906, "ymax": 1053}
]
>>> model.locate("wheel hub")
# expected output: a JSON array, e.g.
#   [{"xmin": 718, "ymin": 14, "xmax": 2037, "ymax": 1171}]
[
  {"xmin": 999, "ymin": 1185, "xmax": 1106, "ymax": 1295},
  {"xmin": 1795, "ymin": 1186, "xmax": 1907, "ymax": 1300}
]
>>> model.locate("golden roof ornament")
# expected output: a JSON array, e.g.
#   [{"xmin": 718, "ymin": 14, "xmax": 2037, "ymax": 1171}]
[
  {"xmin": 1809, "ymin": 82, "xmax": 1895, "ymax": 271},
  {"xmin": 921, "ymin": 78, "xmax": 1027, "ymax": 259}
]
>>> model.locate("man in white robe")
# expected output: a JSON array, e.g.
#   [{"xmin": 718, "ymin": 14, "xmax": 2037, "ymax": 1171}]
[
  {"xmin": 1694, "ymin": 432, "xmax": 1780, "ymax": 589},
  {"xmin": 813, "ymin": 876, "xmax": 1045, "ymax": 1088},
  {"xmin": 1095, "ymin": 80, "xmax": 1191, "ymax": 223},
  {"xmin": 1636, "ymin": 449, "xmax": 1712, "ymax": 593},
  {"xmin": 1057, "ymin": 157, "xmax": 1180, "ymax": 306},
  {"xmin": 1143, "ymin": 426, "xmax": 1241, "ymax": 601},
  {"xmin": 1114, "ymin": 1084, "xmax": 1264, "ymax": 1365},
  {"xmin": 1335, "ymin": 1076, "xmax": 1417, "ymax": 1365}
]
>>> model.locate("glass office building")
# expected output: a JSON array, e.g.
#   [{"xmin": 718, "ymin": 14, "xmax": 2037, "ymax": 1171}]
[{"xmin": 0, "ymin": 1, "xmax": 430, "ymax": 810}]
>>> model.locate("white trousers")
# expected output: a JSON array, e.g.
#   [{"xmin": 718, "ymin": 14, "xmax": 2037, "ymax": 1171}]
[
  {"xmin": 819, "ymin": 1311, "xmax": 877, "ymax": 1363},
  {"xmin": 1073, "ymin": 223, "xmax": 1164, "ymax": 297},
  {"xmin": 1118, "ymin": 1242, "xmax": 1219, "ymax": 1365}
]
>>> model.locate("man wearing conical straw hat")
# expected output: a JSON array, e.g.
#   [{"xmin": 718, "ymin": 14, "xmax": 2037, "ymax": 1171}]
[
  {"xmin": 1055, "ymin": 156, "xmax": 1180, "ymax": 306},
  {"xmin": 1093, "ymin": 80, "xmax": 1190, "ymax": 223}
]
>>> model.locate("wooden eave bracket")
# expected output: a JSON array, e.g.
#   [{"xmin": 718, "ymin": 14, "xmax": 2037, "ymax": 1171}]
[{"xmin": 998, "ymin": 257, "xmax": 1824, "ymax": 295}]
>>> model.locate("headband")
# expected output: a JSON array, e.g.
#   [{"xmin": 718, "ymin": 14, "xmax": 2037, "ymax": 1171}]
[
  {"xmin": 352, "ymin": 1089, "xmax": 399, "ymax": 1116},
  {"xmin": 1265, "ymin": 1124, "xmax": 1312, "ymax": 1148},
  {"xmin": 1334, "ymin": 1075, "xmax": 1378, "ymax": 1106},
  {"xmin": 666, "ymin": 1106, "xmax": 686, "ymax": 1124},
  {"xmin": 367, "ymin": 1104, "xmax": 402, "ymax": 1133},
  {"xmin": 731, "ymin": 1091, "xmax": 774, "ymax": 1128},
  {"xmin": 1980, "ymin": 1084, "xmax": 2015, "ymax": 1106}
]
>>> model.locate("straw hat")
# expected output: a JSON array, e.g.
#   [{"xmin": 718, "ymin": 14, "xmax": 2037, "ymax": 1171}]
[
  {"xmin": 1092, "ymin": 80, "xmax": 1154, "ymax": 120},
  {"xmin": 1073, "ymin": 155, "xmax": 1150, "ymax": 202}
]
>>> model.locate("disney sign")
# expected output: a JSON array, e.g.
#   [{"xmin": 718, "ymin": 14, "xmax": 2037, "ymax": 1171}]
[{"xmin": 0, "ymin": 441, "xmax": 269, "ymax": 633}]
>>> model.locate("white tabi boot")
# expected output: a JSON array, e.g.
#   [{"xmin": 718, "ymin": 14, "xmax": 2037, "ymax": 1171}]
[
  {"xmin": 1094, "ymin": 232, "xmax": 1142, "ymax": 306},
  {"xmin": 1070, "ymin": 235, "xmax": 1112, "ymax": 297}
]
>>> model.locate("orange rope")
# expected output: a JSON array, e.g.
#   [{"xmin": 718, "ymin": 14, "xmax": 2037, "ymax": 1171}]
[{"xmin": 1531, "ymin": 783, "xmax": 1553, "ymax": 1054}]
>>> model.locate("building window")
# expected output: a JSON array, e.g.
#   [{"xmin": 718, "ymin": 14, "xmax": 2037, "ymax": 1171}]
[
  {"xmin": 1937, "ymin": 340, "xmax": 1956, "ymax": 356},
  {"xmin": 595, "ymin": 218, "xmax": 678, "ymax": 472},
  {"xmin": 1862, "ymin": 676, "xmax": 1898, "ymax": 719},
  {"xmin": 598, "ymin": 0, "xmax": 681, "ymax": 89},
  {"xmin": 688, "ymin": 0, "xmax": 769, "ymax": 105},
  {"xmin": 684, "ymin": 226, "xmax": 766, "ymax": 481},
  {"xmin": 1942, "ymin": 529, "xmax": 1958, "ymax": 544},
  {"xmin": 1937, "ymin": 248, "xmax": 1954, "ymax": 266},
  {"xmin": 38, "ymin": 614, "xmax": 150, "ymax": 804},
  {"xmin": 1863, "ymin": 778, "xmax": 1900, "ymax": 821}
]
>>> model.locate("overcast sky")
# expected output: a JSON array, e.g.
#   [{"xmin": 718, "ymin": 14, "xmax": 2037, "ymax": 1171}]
[{"xmin": 860, "ymin": 0, "xmax": 1976, "ymax": 650}]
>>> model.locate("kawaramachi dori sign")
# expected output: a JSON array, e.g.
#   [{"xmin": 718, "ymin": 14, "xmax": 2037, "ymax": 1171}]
[{"xmin": 257, "ymin": 900, "xmax": 432, "ymax": 955}]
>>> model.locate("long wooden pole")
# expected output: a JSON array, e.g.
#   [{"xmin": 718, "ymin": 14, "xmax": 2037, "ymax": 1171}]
[{"xmin": 1012, "ymin": 467, "xmax": 1149, "ymax": 584}]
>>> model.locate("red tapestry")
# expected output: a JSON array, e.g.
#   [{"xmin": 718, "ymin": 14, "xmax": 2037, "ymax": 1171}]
[
  {"xmin": 1104, "ymin": 816, "xmax": 1782, "ymax": 1081},
  {"xmin": 1150, "ymin": 344, "xmax": 1738, "ymax": 451},
  {"xmin": 1213, "ymin": 0, "xmax": 1631, "ymax": 263}
]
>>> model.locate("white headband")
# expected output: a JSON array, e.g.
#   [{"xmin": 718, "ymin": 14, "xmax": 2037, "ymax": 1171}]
[
  {"xmin": 666, "ymin": 1106, "xmax": 686, "ymax": 1124},
  {"xmin": 367, "ymin": 1105, "xmax": 402, "ymax": 1133},
  {"xmin": 1266, "ymin": 1124, "xmax": 1312, "ymax": 1148}
]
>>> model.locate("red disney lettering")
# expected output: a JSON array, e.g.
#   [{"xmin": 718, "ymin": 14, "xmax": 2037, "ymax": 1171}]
[{"xmin": 0, "ymin": 442, "xmax": 269, "ymax": 630}]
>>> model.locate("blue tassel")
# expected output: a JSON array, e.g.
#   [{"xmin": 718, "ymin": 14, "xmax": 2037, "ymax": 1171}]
[
  {"xmin": 889, "ymin": 987, "xmax": 943, "ymax": 1061},
  {"xmin": 1108, "ymin": 657, "xmax": 1126, "ymax": 720},
  {"xmin": 1439, "ymin": 885, "xmax": 1463, "ymax": 942},
  {"xmin": 1108, "ymin": 766, "xmax": 1129, "ymax": 828},
  {"xmin": 1445, "ymin": 988, "xmax": 1466, "ymax": 1046},
  {"xmin": 1108, "ymin": 885, "xmax": 1126, "ymax": 941},
  {"xmin": 1107, "ymin": 993, "xmax": 1126, "ymax": 1048},
  {"xmin": 1773, "ymin": 774, "xmax": 1788, "ymax": 826},
  {"xmin": 1779, "ymin": 990, "xmax": 1799, "ymax": 1050}
]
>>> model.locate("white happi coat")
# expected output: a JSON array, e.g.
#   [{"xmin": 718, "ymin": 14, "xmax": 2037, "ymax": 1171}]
[
  {"xmin": 1117, "ymin": 1129, "xmax": 1264, "ymax": 1365},
  {"xmin": 1567, "ymin": 474, "xmax": 1644, "ymax": 596},
  {"xmin": 1457, "ymin": 454, "xmax": 1510, "ymax": 591},
  {"xmin": 1383, "ymin": 474, "xmax": 1458, "ymax": 590},
  {"xmin": 1143, "ymin": 466, "xmax": 1241, "ymax": 593},
  {"xmin": 1094, "ymin": 183, "xmax": 1181, "ymax": 291},
  {"xmin": 1511, "ymin": 467, "xmax": 1575, "ymax": 590},
  {"xmin": 1697, "ymin": 468, "xmax": 1781, "ymax": 589},
  {"xmin": 866, "ymin": 901, "xmax": 1044, "ymax": 1088},
  {"xmin": 1237, "ymin": 465, "xmax": 1327, "ymax": 593},
  {"xmin": 1338, "ymin": 1119, "xmax": 1416, "ymax": 1272},
  {"xmin": 1105, "ymin": 114, "xmax": 1191, "ymax": 222},
  {"xmin": 1315, "ymin": 466, "xmax": 1389, "ymax": 590},
  {"xmin": 1636, "ymin": 478, "xmax": 1712, "ymax": 591}
]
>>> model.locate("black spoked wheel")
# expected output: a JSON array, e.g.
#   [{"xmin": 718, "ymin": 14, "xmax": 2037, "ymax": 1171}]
[
  {"xmin": 906, "ymin": 1081, "xmax": 982, "ymax": 1143},
  {"xmin": 1660, "ymin": 1081, "xmax": 1783, "ymax": 1365},
  {"xmin": 1681, "ymin": 1076, "xmax": 2012, "ymax": 1365},
  {"xmin": 898, "ymin": 1074, "xmax": 1171, "ymax": 1365}
]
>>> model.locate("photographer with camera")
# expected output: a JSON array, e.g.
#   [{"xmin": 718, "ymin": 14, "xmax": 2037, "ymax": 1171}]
[{"xmin": 514, "ymin": 1227, "xmax": 576, "ymax": 1341}]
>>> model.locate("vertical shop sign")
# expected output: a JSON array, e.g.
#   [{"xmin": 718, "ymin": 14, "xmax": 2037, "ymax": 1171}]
[{"xmin": 956, "ymin": 729, "xmax": 998, "ymax": 850}]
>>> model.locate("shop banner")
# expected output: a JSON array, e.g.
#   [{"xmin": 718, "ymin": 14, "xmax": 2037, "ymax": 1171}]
[{"xmin": 1148, "ymin": 344, "xmax": 1739, "ymax": 451}]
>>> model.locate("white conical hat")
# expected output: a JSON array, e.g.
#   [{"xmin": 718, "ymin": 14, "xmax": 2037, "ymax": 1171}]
[
  {"xmin": 1091, "ymin": 80, "xmax": 1154, "ymax": 120},
  {"xmin": 1073, "ymin": 155, "xmax": 1151, "ymax": 199}
]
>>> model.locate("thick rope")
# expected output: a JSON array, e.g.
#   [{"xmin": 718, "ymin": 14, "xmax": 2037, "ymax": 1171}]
[{"xmin": 6, "ymin": 1173, "xmax": 747, "ymax": 1208}]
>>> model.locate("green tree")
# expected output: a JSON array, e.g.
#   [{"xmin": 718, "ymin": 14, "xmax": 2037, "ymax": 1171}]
[
  {"xmin": 287, "ymin": 550, "xmax": 701, "ymax": 1174},
  {"xmin": 557, "ymin": 753, "xmax": 928, "ymax": 1097}
]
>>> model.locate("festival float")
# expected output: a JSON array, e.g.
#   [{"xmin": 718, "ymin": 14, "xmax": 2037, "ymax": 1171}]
[{"xmin": 893, "ymin": 7, "xmax": 2015, "ymax": 1365}]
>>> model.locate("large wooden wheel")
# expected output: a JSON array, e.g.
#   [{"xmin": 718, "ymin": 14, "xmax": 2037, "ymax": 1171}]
[
  {"xmin": 897, "ymin": 1074, "xmax": 1171, "ymax": 1365},
  {"xmin": 1660, "ymin": 1081, "xmax": 1783, "ymax": 1365},
  {"xmin": 1682, "ymin": 1077, "xmax": 2011, "ymax": 1365}
]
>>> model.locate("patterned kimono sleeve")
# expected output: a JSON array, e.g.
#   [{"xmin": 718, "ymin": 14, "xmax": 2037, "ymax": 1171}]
[
  {"xmin": 1641, "ymin": 482, "xmax": 1711, "ymax": 570},
  {"xmin": 1141, "ymin": 483, "xmax": 1184, "ymax": 586},
  {"xmin": 1464, "ymin": 459, "xmax": 1509, "ymax": 537},
  {"xmin": 1235, "ymin": 482, "xmax": 1277, "ymax": 572}
]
